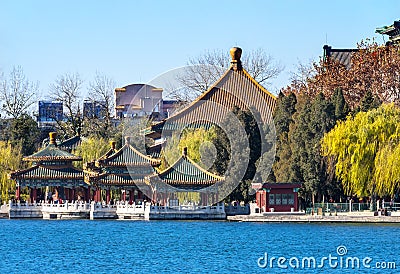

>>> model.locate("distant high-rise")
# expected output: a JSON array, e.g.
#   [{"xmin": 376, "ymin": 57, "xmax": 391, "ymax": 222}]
[
  {"xmin": 37, "ymin": 101, "xmax": 63, "ymax": 129},
  {"xmin": 83, "ymin": 100, "xmax": 107, "ymax": 119}
]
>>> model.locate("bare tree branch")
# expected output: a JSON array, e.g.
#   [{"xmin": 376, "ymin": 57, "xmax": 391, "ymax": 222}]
[
  {"xmin": 49, "ymin": 72, "xmax": 83, "ymax": 137},
  {"xmin": 0, "ymin": 66, "xmax": 38, "ymax": 118},
  {"xmin": 84, "ymin": 71, "xmax": 116, "ymax": 138},
  {"xmin": 174, "ymin": 48, "xmax": 283, "ymax": 101}
]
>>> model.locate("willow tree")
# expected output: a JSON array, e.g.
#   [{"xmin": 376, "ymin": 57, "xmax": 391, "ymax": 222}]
[
  {"xmin": 321, "ymin": 104, "xmax": 400, "ymax": 197},
  {"xmin": 0, "ymin": 141, "xmax": 23, "ymax": 202},
  {"xmin": 72, "ymin": 137, "xmax": 111, "ymax": 169},
  {"xmin": 160, "ymin": 127, "xmax": 217, "ymax": 171}
]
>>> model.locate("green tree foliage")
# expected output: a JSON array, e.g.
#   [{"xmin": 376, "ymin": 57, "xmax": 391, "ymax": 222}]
[
  {"xmin": 272, "ymin": 90, "xmax": 350, "ymax": 202},
  {"xmin": 211, "ymin": 107, "xmax": 263, "ymax": 203},
  {"xmin": 291, "ymin": 93, "xmax": 336, "ymax": 199},
  {"xmin": 358, "ymin": 90, "xmax": 382, "ymax": 112},
  {"xmin": 272, "ymin": 92, "xmax": 297, "ymax": 181},
  {"xmin": 160, "ymin": 127, "xmax": 217, "ymax": 170},
  {"xmin": 0, "ymin": 141, "xmax": 23, "ymax": 202},
  {"xmin": 73, "ymin": 137, "xmax": 111, "ymax": 169},
  {"xmin": 321, "ymin": 104, "xmax": 400, "ymax": 197},
  {"xmin": 9, "ymin": 114, "xmax": 40, "ymax": 155}
]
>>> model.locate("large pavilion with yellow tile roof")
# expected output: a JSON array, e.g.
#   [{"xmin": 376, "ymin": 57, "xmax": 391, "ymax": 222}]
[{"xmin": 148, "ymin": 47, "xmax": 276, "ymax": 138}]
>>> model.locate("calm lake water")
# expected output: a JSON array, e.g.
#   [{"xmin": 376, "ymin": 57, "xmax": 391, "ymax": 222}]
[{"xmin": 0, "ymin": 219, "xmax": 399, "ymax": 273}]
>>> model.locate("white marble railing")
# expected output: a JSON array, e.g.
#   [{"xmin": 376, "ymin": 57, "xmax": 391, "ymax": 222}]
[
  {"xmin": 9, "ymin": 201, "xmax": 43, "ymax": 209},
  {"xmin": 116, "ymin": 202, "xmax": 146, "ymax": 214},
  {"xmin": 42, "ymin": 202, "xmax": 91, "ymax": 212},
  {"xmin": 91, "ymin": 202, "xmax": 117, "ymax": 212}
]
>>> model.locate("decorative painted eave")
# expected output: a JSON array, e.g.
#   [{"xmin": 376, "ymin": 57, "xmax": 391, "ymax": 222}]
[
  {"xmin": 376, "ymin": 20, "xmax": 400, "ymax": 35},
  {"xmin": 9, "ymin": 165, "xmax": 84, "ymax": 181},
  {"xmin": 90, "ymin": 173, "xmax": 154, "ymax": 186}
]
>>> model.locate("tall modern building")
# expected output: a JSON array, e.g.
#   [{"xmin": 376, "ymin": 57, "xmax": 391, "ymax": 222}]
[
  {"xmin": 83, "ymin": 100, "xmax": 107, "ymax": 119},
  {"xmin": 37, "ymin": 101, "xmax": 63, "ymax": 129}
]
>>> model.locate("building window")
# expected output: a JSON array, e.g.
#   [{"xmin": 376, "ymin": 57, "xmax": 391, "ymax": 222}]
[
  {"xmin": 269, "ymin": 194, "xmax": 275, "ymax": 205},
  {"xmin": 288, "ymin": 194, "xmax": 295, "ymax": 205},
  {"xmin": 282, "ymin": 194, "xmax": 288, "ymax": 205},
  {"xmin": 275, "ymin": 194, "xmax": 282, "ymax": 205}
]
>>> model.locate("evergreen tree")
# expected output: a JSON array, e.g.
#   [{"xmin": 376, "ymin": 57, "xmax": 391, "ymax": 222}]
[
  {"xmin": 9, "ymin": 114, "xmax": 40, "ymax": 155},
  {"xmin": 211, "ymin": 107, "xmax": 263, "ymax": 203},
  {"xmin": 359, "ymin": 90, "xmax": 382, "ymax": 112},
  {"xmin": 290, "ymin": 93, "xmax": 341, "ymax": 202},
  {"xmin": 331, "ymin": 88, "xmax": 350, "ymax": 120},
  {"xmin": 272, "ymin": 92, "xmax": 297, "ymax": 181}
]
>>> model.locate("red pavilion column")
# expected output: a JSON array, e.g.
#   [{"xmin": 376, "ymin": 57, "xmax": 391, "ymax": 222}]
[
  {"xmin": 16, "ymin": 184, "xmax": 21, "ymax": 201},
  {"xmin": 95, "ymin": 188, "xmax": 101, "ymax": 202},
  {"xmin": 106, "ymin": 189, "xmax": 110, "ymax": 204},
  {"xmin": 32, "ymin": 187, "xmax": 37, "ymax": 203},
  {"xmin": 122, "ymin": 189, "xmax": 126, "ymax": 202},
  {"xmin": 72, "ymin": 187, "xmax": 76, "ymax": 202},
  {"xmin": 29, "ymin": 187, "xmax": 33, "ymax": 203},
  {"xmin": 129, "ymin": 190, "xmax": 134, "ymax": 204}
]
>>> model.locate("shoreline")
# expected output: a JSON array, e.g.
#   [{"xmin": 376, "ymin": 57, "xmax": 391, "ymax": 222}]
[{"xmin": 227, "ymin": 214, "xmax": 400, "ymax": 223}]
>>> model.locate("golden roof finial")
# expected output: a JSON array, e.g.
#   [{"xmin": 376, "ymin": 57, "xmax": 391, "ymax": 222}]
[
  {"xmin": 230, "ymin": 47, "xmax": 242, "ymax": 61},
  {"xmin": 230, "ymin": 47, "xmax": 242, "ymax": 71},
  {"xmin": 49, "ymin": 132, "xmax": 57, "ymax": 145}
]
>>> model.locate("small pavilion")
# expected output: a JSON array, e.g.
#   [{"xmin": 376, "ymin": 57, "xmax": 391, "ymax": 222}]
[
  {"xmin": 254, "ymin": 182, "xmax": 302, "ymax": 212},
  {"xmin": 85, "ymin": 139, "xmax": 160, "ymax": 204},
  {"xmin": 9, "ymin": 132, "xmax": 87, "ymax": 203},
  {"xmin": 147, "ymin": 148, "xmax": 224, "ymax": 206}
]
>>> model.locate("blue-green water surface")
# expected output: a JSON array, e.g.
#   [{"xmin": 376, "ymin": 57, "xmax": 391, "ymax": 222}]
[{"xmin": 0, "ymin": 220, "xmax": 399, "ymax": 273}]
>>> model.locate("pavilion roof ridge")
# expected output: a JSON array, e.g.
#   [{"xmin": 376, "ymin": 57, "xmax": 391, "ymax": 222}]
[
  {"xmin": 97, "ymin": 142, "xmax": 160, "ymax": 166},
  {"xmin": 154, "ymin": 153, "xmax": 224, "ymax": 182},
  {"xmin": 23, "ymin": 143, "xmax": 82, "ymax": 162}
]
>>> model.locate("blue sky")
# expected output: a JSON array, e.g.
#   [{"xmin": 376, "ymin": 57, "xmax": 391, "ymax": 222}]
[{"xmin": 1, "ymin": 0, "xmax": 399, "ymax": 99}]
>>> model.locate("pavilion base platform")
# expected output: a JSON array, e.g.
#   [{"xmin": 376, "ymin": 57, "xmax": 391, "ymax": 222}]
[
  {"xmin": 146, "ymin": 203, "xmax": 226, "ymax": 220},
  {"xmin": 42, "ymin": 202, "xmax": 91, "ymax": 219},
  {"xmin": 8, "ymin": 202, "xmax": 43, "ymax": 218},
  {"xmin": 90, "ymin": 203, "xmax": 117, "ymax": 220},
  {"xmin": 116, "ymin": 203, "xmax": 147, "ymax": 220}
]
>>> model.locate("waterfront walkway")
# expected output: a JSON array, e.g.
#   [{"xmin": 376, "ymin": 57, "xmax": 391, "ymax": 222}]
[{"xmin": 227, "ymin": 212, "xmax": 400, "ymax": 223}]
